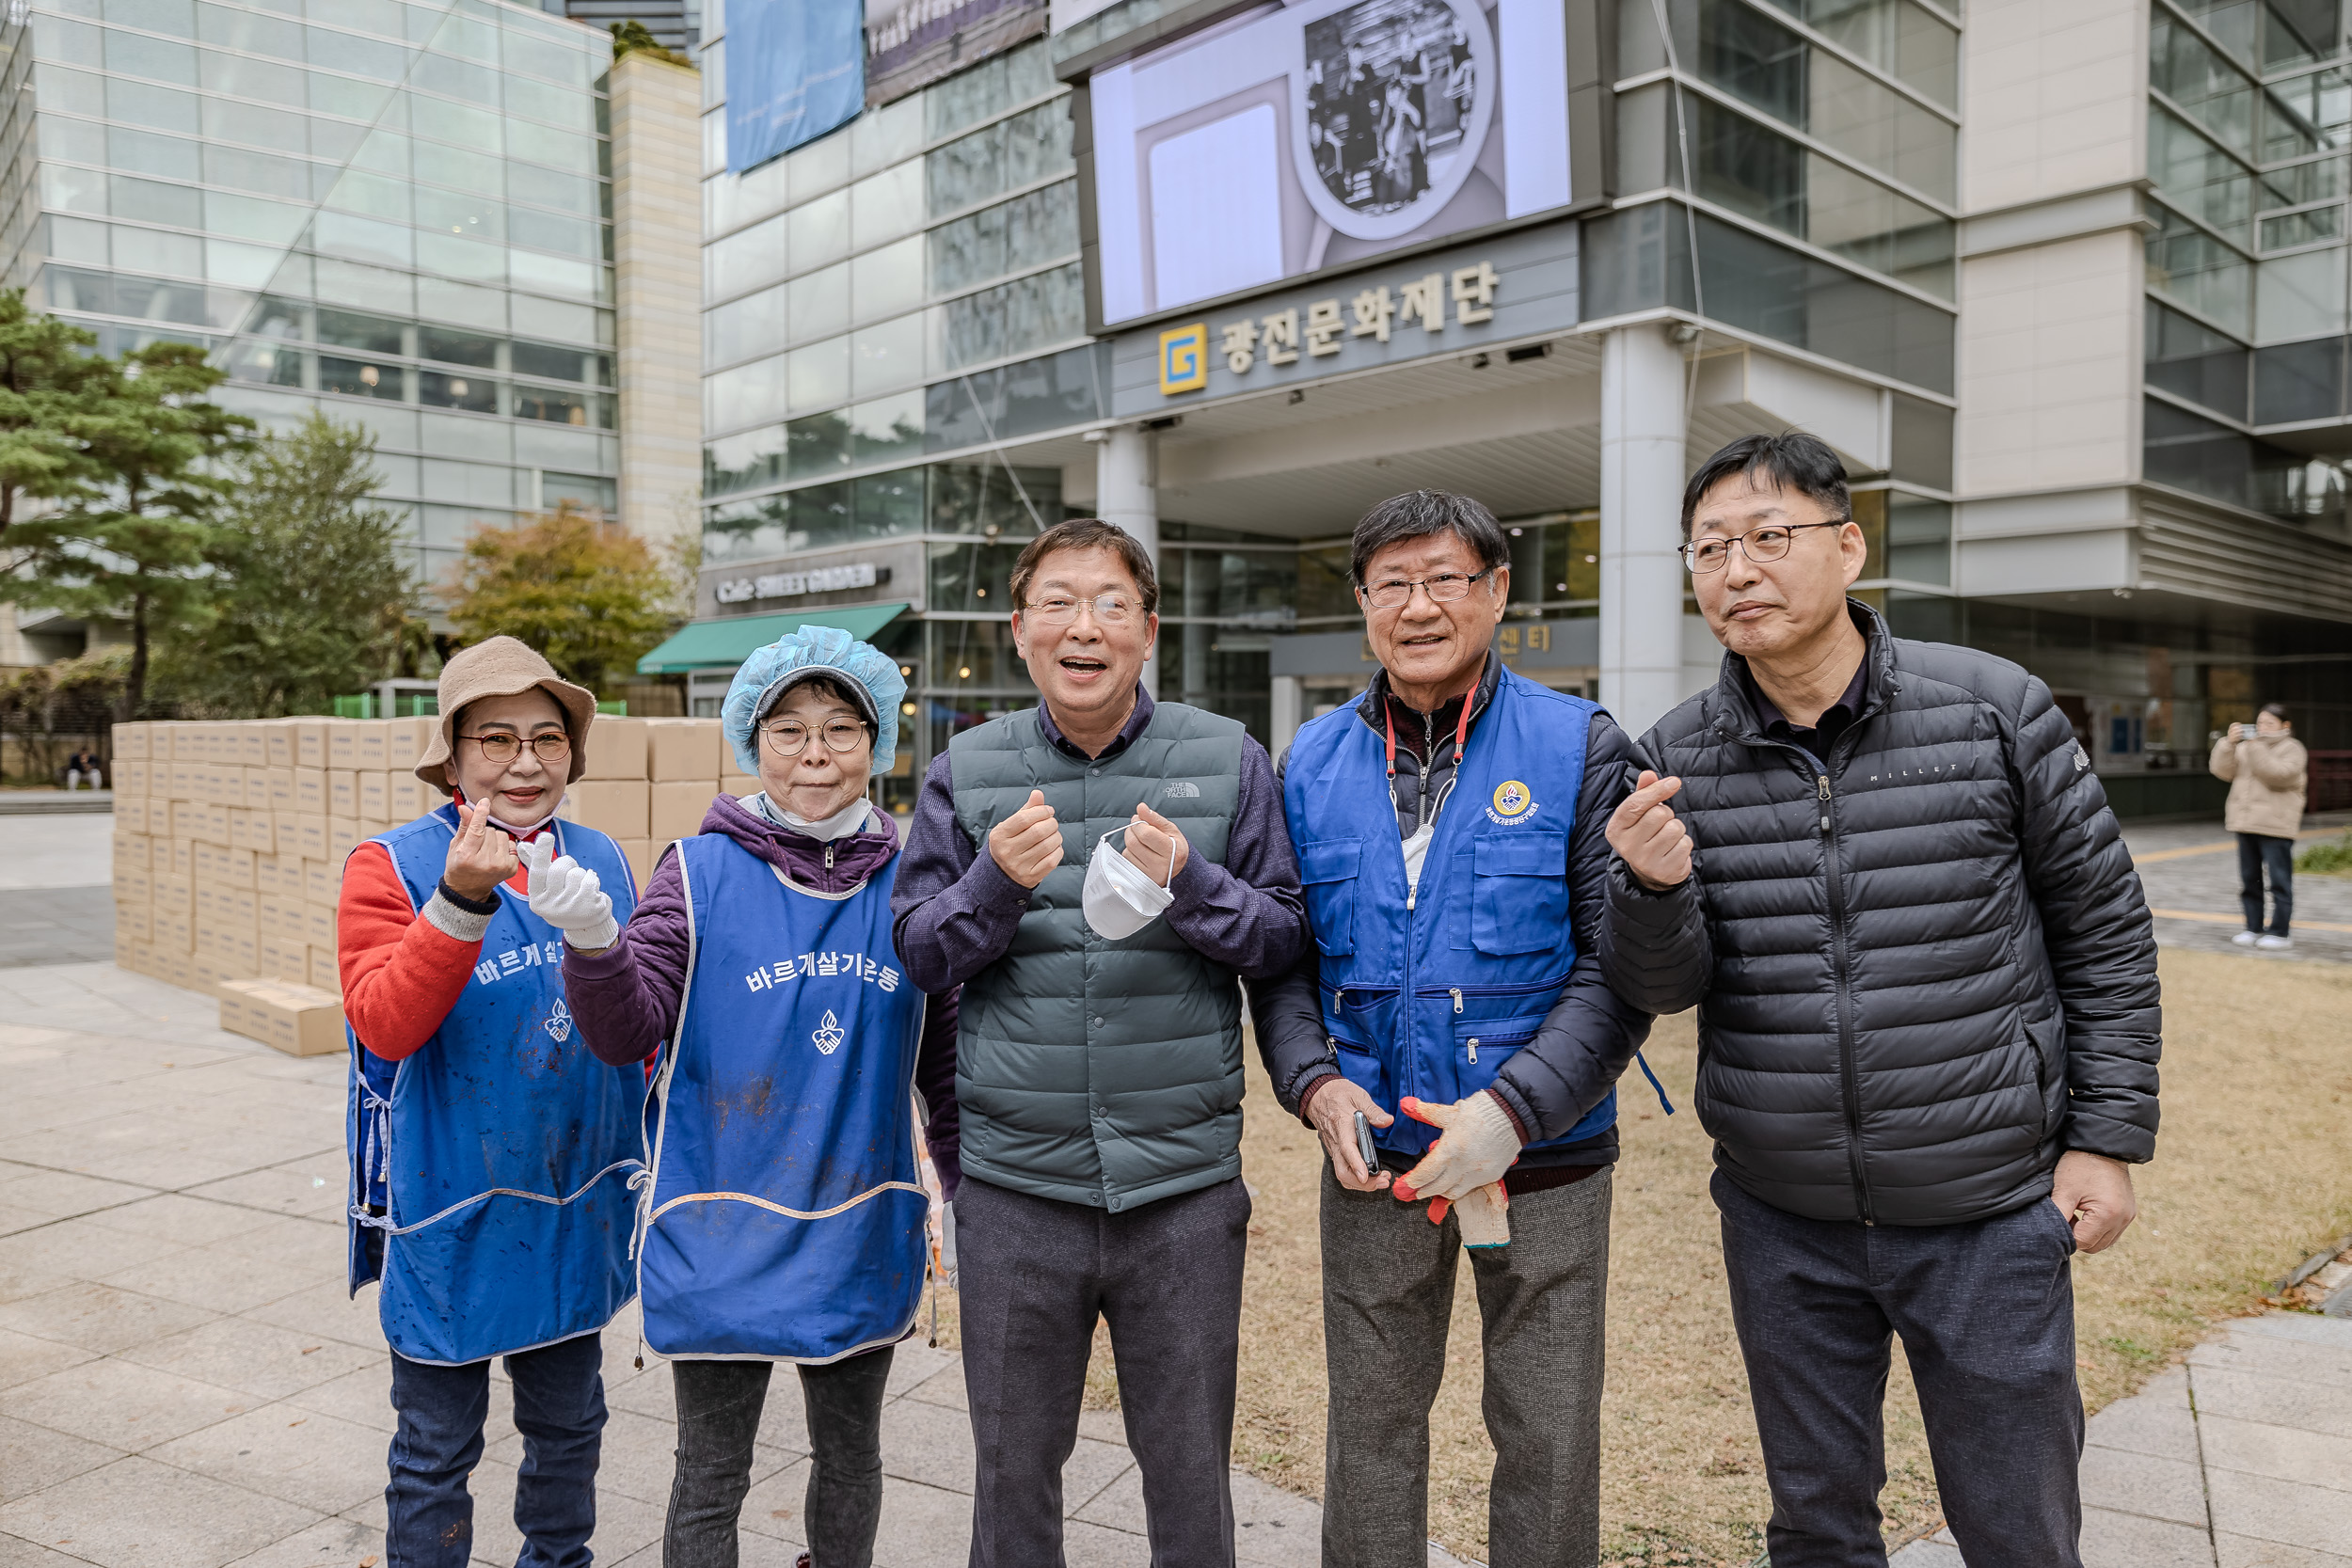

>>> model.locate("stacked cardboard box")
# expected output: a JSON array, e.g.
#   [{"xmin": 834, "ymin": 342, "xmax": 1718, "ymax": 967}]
[
  {"xmin": 217, "ymin": 976, "xmax": 346, "ymax": 1056},
  {"xmin": 557, "ymin": 717, "xmax": 742, "ymax": 890},
  {"xmin": 112, "ymin": 716, "xmax": 739, "ymax": 1001}
]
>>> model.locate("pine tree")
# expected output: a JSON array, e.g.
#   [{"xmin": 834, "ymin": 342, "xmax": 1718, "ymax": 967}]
[
  {"xmin": 11, "ymin": 342, "xmax": 254, "ymax": 716},
  {"xmin": 0, "ymin": 289, "xmax": 109, "ymax": 554},
  {"xmin": 159, "ymin": 411, "xmax": 421, "ymax": 717}
]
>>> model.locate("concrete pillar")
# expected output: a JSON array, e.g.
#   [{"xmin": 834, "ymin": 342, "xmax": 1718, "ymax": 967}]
[
  {"xmin": 1270, "ymin": 674, "xmax": 1303, "ymax": 758},
  {"xmin": 1598, "ymin": 324, "xmax": 1691, "ymax": 740},
  {"xmin": 1092, "ymin": 426, "xmax": 1160, "ymax": 698}
]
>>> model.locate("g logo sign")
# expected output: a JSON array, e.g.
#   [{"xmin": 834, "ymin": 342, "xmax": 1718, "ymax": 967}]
[
  {"xmin": 1159, "ymin": 323, "xmax": 1209, "ymax": 395},
  {"xmin": 1491, "ymin": 780, "xmax": 1534, "ymax": 818}
]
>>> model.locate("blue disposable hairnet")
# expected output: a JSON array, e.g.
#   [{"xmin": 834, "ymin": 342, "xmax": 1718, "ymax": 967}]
[{"xmin": 722, "ymin": 626, "xmax": 906, "ymax": 778}]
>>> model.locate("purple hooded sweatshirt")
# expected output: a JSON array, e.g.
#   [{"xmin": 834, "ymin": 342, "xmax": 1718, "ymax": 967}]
[{"xmin": 563, "ymin": 791, "xmax": 961, "ymax": 1196}]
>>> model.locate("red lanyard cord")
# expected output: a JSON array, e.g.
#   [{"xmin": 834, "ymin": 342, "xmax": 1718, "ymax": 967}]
[{"xmin": 1381, "ymin": 674, "xmax": 1477, "ymax": 780}]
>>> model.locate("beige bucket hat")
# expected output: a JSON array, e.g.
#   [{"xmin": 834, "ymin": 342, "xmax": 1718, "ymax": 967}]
[{"xmin": 414, "ymin": 636, "xmax": 598, "ymax": 794}]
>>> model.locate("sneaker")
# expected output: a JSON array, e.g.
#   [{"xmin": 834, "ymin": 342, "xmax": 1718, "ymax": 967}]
[
  {"xmin": 2232, "ymin": 930, "xmax": 2261, "ymax": 947},
  {"xmin": 2258, "ymin": 933, "xmax": 2293, "ymax": 950}
]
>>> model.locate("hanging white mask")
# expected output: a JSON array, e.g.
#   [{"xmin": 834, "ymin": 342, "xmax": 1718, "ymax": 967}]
[{"xmin": 1083, "ymin": 823, "xmax": 1175, "ymax": 940}]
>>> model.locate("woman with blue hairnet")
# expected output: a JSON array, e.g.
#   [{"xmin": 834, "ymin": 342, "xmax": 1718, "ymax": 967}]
[{"xmin": 533, "ymin": 626, "xmax": 958, "ymax": 1568}]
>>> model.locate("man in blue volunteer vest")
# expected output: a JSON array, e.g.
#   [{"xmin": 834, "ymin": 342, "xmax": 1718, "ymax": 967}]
[
  {"xmin": 894, "ymin": 517, "xmax": 1309, "ymax": 1565},
  {"xmin": 338, "ymin": 636, "xmax": 644, "ymax": 1568},
  {"xmin": 1252, "ymin": 491, "xmax": 1662, "ymax": 1565}
]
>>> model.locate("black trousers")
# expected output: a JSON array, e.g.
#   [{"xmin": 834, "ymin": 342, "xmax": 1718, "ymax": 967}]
[
  {"xmin": 954, "ymin": 1173, "xmax": 1250, "ymax": 1568},
  {"xmin": 1715, "ymin": 1171, "xmax": 2085, "ymax": 1568},
  {"xmin": 663, "ymin": 1348, "xmax": 894, "ymax": 1568},
  {"xmin": 2238, "ymin": 832, "xmax": 2295, "ymax": 935}
]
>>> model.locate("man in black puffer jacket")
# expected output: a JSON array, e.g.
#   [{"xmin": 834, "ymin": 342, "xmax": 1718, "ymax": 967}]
[{"xmin": 1599, "ymin": 434, "xmax": 2160, "ymax": 1568}]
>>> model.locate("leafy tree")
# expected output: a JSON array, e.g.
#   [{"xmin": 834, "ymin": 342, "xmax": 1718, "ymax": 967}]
[
  {"xmin": 156, "ymin": 412, "xmax": 421, "ymax": 718},
  {"xmin": 0, "ymin": 290, "xmax": 109, "ymax": 554},
  {"xmin": 0, "ymin": 646, "xmax": 127, "ymax": 784},
  {"xmin": 9, "ymin": 341, "xmax": 254, "ymax": 717},
  {"xmin": 612, "ymin": 19, "xmax": 692, "ymax": 66},
  {"xmin": 444, "ymin": 504, "xmax": 676, "ymax": 694}
]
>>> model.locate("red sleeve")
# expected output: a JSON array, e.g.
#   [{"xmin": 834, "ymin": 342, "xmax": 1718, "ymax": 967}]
[{"xmin": 338, "ymin": 841, "xmax": 484, "ymax": 1063}]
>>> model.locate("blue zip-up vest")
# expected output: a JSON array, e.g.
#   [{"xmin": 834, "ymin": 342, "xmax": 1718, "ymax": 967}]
[
  {"xmin": 344, "ymin": 806, "xmax": 644, "ymax": 1366},
  {"xmin": 1282, "ymin": 665, "xmax": 1613, "ymax": 1159},
  {"xmin": 636, "ymin": 832, "xmax": 930, "ymax": 1362}
]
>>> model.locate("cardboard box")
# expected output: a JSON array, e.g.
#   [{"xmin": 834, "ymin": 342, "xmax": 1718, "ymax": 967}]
[
  {"xmin": 153, "ymin": 872, "xmax": 194, "ymax": 915},
  {"xmin": 301, "ymin": 901, "xmax": 337, "ymax": 950},
  {"xmin": 261, "ymin": 720, "xmax": 296, "ymax": 768},
  {"xmin": 290, "ymin": 815, "xmax": 328, "ymax": 863},
  {"xmin": 719, "ymin": 772, "xmax": 760, "ymax": 799},
  {"xmin": 358, "ymin": 772, "xmax": 389, "ymax": 821},
  {"xmin": 116, "ymin": 832, "xmax": 151, "ymax": 875},
  {"xmin": 193, "ymin": 842, "xmax": 255, "ymax": 889},
  {"xmin": 646, "ymin": 720, "xmax": 723, "ymax": 782},
  {"xmin": 118, "ymin": 903, "xmax": 153, "ymax": 945},
  {"xmin": 580, "ymin": 716, "xmax": 648, "ymax": 781},
  {"xmin": 385, "ymin": 717, "xmax": 434, "ymax": 772},
  {"xmin": 309, "ymin": 945, "xmax": 341, "ymax": 995},
  {"xmin": 113, "ymin": 927, "xmax": 135, "ymax": 970},
  {"xmin": 356, "ymin": 721, "xmax": 389, "ymax": 770},
  {"xmin": 254, "ymin": 854, "xmax": 286, "ymax": 896},
  {"xmin": 125, "ymin": 867, "xmax": 153, "ymax": 905},
  {"xmin": 649, "ymin": 781, "xmax": 715, "ymax": 842},
  {"xmin": 561, "ymin": 780, "xmax": 649, "ymax": 839},
  {"xmin": 235, "ymin": 725, "xmax": 267, "ymax": 768},
  {"xmin": 389, "ymin": 773, "xmax": 428, "ymax": 821},
  {"xmin": 327, "ymin": 721, "xmax": 363, "ymax": 769},
  {"xmin": 618, "ymin": 838, "xmax": 654, "ymax": 890},
  {"xmin": 294, "ymin": 720, "xmax": 329, "ymax": 769},
  {"xmin": 228, "ymin": 809, "xmax": 260, "ymax": 854},
  {"xmin": 304, "ymin": 859, "xmax": 338, "ymax": 907},
  {"xmin": 218, "ymin": 977, "xmax": 346, "ymax": 1057},
  {"xmin": 115, "ymin": 759, "xmax": 146, "ymax": 797},
  {"xmin": 113, "ymin": 721, "xmax": 150, "ymax": 761},
  {"xmin": 261, "ymin": 934, "xmax": 310, "ymax": 985},
  {"xmin": 328, "ymin": 770, "xmax": 358, "ymax": 818},
  {"xmin": 263, "ymin": 768, "xmax": 294, "ymax": 812},
  {"xmin": 257, "ymin": 894, "xmax": 295, "ymax": 940},
  {"xmin": 159, "ymin": 909, "xmax": 195, "ymax": 954},
  {"xmin": 163, "ymin": 946, "xmax": 195, "ymax": 990},
  {"xmin": 326, "ymin": 819, "xmax": 360, "ymax": 864}
]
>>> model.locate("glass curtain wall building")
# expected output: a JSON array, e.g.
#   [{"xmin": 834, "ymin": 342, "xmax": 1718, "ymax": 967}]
[{"xmin": 0, "ymin": 0, "xmax": 620, "ymax": 592}]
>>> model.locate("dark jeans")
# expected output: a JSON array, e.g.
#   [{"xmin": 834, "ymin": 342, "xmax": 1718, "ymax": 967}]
[
  {"xmin": 955, "ymin": 1173, "xmax": 1249, "ymax": 1568},
  {"xmin": 2238, "ymin": 832, "xmax": 2295, "ymax": 935},
  {"xmin": 1320, "ymin": 1163, "xmax": 1612, "ymax": 1568},
  {"xmin": 664, "ymin": 1349, "xmax": 893, "ymax": 1568},
  {"xmin": 386, "ymin": 1332, "xmax": 607, "ymax": 1568},
  {"xmin": 1715, "ymin": 1172, "xmax": 2084, "ymax": 1568}
]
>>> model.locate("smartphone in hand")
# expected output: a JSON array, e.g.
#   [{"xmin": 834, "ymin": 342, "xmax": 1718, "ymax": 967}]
[{"xmin": 1354, "ymin": 1110, "xmax": 1379, "ymax": 1181}]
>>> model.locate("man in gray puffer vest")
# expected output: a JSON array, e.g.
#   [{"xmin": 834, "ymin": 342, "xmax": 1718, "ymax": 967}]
[
  {"xmin": 1598, "ymin": 434, "xmax": 2160, "ymax": 1568},
  {"xmin": 893, "ymin": 517, "xmax": 1307, "ymax": 1566}
]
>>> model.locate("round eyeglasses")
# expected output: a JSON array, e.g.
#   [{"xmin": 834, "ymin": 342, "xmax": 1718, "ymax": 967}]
[
  {"xmin": 760, "ymin": 718, "xmax": 872, "ymax": 756},
  {"xmin": 1680, "ymin": 521, "xmax": 1846, "ymax": 574},
  {"xmin": 459, "ymin": 732, "xmax": 572, "ymax": 766}
]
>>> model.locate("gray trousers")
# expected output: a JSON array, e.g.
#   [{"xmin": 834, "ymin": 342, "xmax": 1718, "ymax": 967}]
[
  {"xmin": 955, "ymin": 1173, "xmax": 1250, "ymax": 1568},
  {"xmin": 1321, "ymin": 1163, "xmax": 1613, "ymax": 1568}
]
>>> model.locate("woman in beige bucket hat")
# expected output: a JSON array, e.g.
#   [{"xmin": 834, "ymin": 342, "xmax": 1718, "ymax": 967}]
[{"xmin": 336, "ymin": 635, "xmax": 645, "ymax": 1568}]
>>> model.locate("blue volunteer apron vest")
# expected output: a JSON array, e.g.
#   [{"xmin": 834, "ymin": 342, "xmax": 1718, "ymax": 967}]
[
  {"xmin": 1284, "ymin": 665, "xmax": 1616, "ymax": 1160},
  {"xmin": 636, "ymin": 832, "xmax": 930, "ymax": 1363},
  {"xmin": 344, "ymin": 806, "xmax": 644, "ymax": 1366}
]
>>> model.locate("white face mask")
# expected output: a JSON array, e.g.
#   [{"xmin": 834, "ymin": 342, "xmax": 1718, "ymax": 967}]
[
  {"xmin": 757, "ymin": 791, "xmax": 871, "ymax": 842},
  {"xmin": 1083, "ymin": 825, "xmax": 1175, "ymax": 940}
]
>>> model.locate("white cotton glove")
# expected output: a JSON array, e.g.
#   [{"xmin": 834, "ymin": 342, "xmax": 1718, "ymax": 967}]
[
  {"xmin": 1450, "ymin": 1181, "xmax": 1512, "ymax": 1248},
  {"xmin": 519, "ymin": 835, "xmax": 618, "ymax": 951},
  {"xmin": 1392, "ymin": 1091, "xmax": 1523, "ymax": 1205}
]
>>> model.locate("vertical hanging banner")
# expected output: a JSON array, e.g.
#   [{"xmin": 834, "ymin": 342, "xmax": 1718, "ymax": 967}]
[{"xmin": 727, "ymin": 0, "xmax": 866, "ymax": 172}]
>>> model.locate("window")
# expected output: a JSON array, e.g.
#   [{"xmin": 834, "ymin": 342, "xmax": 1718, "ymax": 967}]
[
  {"xmin": 1761, "ymin": 0, "xmax": 1957, "ymax": 109},
  {"xmin": 2149, "ymin": 105, "xmax": 2253, "ymax": 245},
  {"xmin": 419, "ymin": 368, "xmax": 498, "ymax": 413},
  {"xmin": 2152, "ymin": 9, "xmax": 2255, "ymax": 161},
  {"xmin": 421, "ymin": 326, "xmax": 498, "ymax": 367},
  {"xmin": 2145, "ymin": 199, "xmax": 2252, "ymax": 336},
  {"xmin": 317, "ymin": 307, "xmax": 404, "ymax": 355},
  {"xmin": 2253, "ymin": 336, "xmax": 2342, "ymax": 424},
  {"xmin": 513, "ymin": 383, "xmax": 612, "ymax": 426},
  {"xmin": 543, "ymin": 471, "xmax": 616, "ymax": 512},
  {"xmin": 513, "ymin": 340, "xmax": 612, "ymax": 384},
  {"xmin": 321, "ymin": 355, "xmax": 403, "ymax": 399},
  {"xmin": 925, "ymin": 100, "xmax": 1073, "ymax": 219},
  {"xmin": 2146, "ymin": 298, "xmax": 2249, "ymax": 420},
  {"xmin": 926, "ymin": 179, "xmax": 1080, "ymax": 296},
  {"xmin": 943, "ymin": 261, "xmax": 1085, "ymax": 372}
]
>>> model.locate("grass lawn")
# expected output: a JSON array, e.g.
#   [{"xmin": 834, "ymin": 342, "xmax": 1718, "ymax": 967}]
[{"xmin": 921, "ymin": 945, "xmax": 2352, "ymax": 1563}]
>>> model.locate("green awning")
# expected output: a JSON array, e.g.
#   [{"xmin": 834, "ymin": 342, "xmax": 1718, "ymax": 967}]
[{"xmin": 637, "ymin": 602, "xmax": 910, "ymax": 674}]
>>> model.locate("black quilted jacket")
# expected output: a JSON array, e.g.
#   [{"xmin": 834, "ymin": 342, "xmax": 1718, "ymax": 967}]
[{"xmin": 1598, "ymin": 603, "xmax": 2161, "ymax": 1227}]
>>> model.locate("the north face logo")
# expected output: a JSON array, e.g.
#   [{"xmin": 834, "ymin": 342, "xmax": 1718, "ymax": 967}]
[{"xmin": 1163, "ymin": 782, "xmax": 1201, "ymax": 799}]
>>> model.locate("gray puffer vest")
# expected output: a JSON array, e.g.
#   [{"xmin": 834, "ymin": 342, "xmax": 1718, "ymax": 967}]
[{"xmin": 948, "ymin": 702, "xmax": 1245, "ymax": 1212}]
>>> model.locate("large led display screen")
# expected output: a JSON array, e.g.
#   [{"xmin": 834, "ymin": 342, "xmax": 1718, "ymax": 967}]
[{"xmin": 1087, "ymin": 0, "xmax": 1572, "ymax": 326}]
